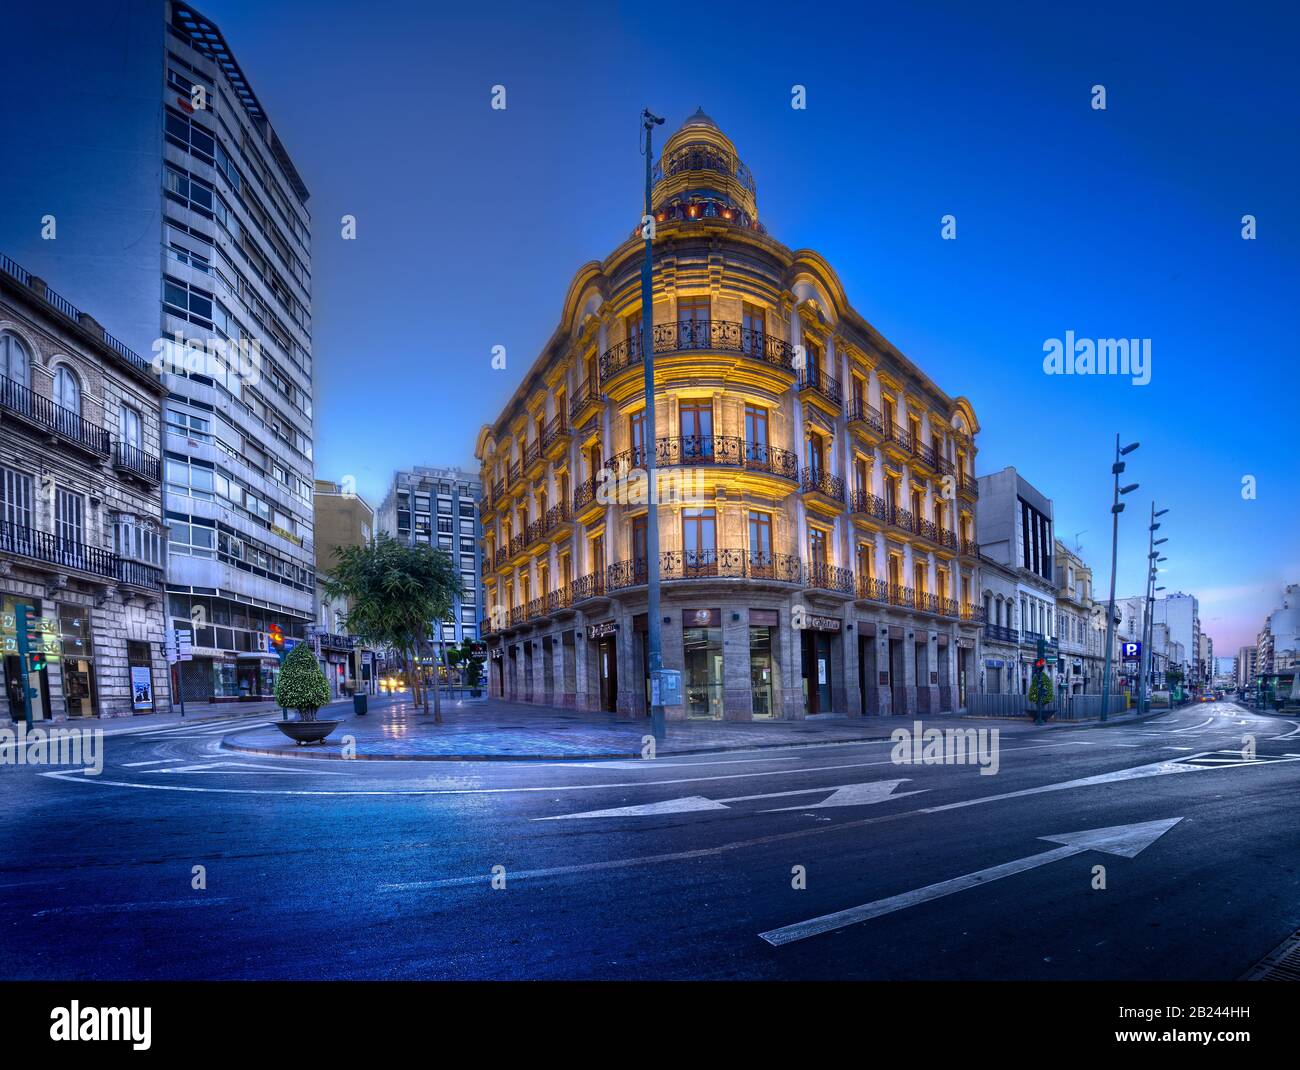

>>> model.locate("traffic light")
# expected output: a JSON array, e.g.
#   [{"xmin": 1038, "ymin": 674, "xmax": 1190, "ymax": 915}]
[
  {"xmin": 269, "ymin": 623, "xmax": 284, "ymax": 649},
  {"xmin": 27, "ymin": 651, "xmax": 46, "ymax": 672}
]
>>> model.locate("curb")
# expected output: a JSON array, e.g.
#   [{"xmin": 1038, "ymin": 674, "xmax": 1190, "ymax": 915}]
[{"xmin": 219, "ymin": 729, "xmax": 902, "ymax": 763}]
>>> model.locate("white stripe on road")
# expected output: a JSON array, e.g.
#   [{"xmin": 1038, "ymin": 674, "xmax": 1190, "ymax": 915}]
[
  {"xmin": 1171, "ymin": 717, "xmax": 1216, "ymax": 733},
  {"xmin": 121, "ymin": 758, "xmax": 189, "ymax": 767},
  {"xmin": 32, "ymin": 897, "xmax": 232, "ymax": 918}
]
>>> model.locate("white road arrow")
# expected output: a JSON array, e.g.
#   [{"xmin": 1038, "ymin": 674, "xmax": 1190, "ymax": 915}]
[
  {"xmin": 759, "ymin": 816, "xmax": 1183, "ymax": 947},
  {"xmin": 538, "ymin": 779, "xmax": 920, "ymax": 821}
]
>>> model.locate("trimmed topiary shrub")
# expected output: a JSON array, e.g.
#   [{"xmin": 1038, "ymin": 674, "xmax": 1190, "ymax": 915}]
[{"xmin": 275, "ymin": 642, "xmax": 331, "ymax": 720}]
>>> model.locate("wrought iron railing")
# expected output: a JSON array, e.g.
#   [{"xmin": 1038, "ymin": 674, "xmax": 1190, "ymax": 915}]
[
  {"xmin": 805, "ymin": 561, "xmax": 855, "ymax": 594},
  {"xmin": 847, "ymin": 397, "xmax": 884, "ymax": 434},
  {"xmin": 605, "ymin": 550, "xmax": 802, "ymax": 591},
  {"xmin": 849, "ymin": 490, "xmax": 886, "ymax": 520},
  {"xmin": 796, "ymin": 366, "xmax": 842, "ymax": 405},
  {"xmin": 960, "ymin": 474, "xmax": 979, "ymax": 497},
  {"xmin": 113, "ymin": 440, "xmax": 161, "ymax": 482},
  {"xmin": 573, "ymin": 476, "xmax": 600, "ymax": 514},
  {"xmin": 599, "ymin": 319, "xmax": 796, "ymax": 381},
  {"xmin": 569, "ymin": 376, "xmax": 601, "ymax": 421},
  {"xmin": 571, "ymin": 570, "xmax": 605, "ymax": 602},
  {"xmin": 1, "ymin": 376, "xmax": 111, "ymax": 455},
  {"xmin": 985, "ymin": 622, "xmax": 1017, "ymax": 643},
  {"xmin": 0, "ymin": 520, "xmax": 161, "ymax": 589},
  {"xmin": 605, "ymin": 436, "xmax": 798, "ymax": 480},
  {"xmin": 541, "ymin": 414, "xmax": 569, "ymax": 451},
  {"xmin": 801, "ymin": 468, "xmax": 845, "ymax": 501},
  {"xmin": 857, "ymin": 576, "xmax": 889, "ymax": 603}
]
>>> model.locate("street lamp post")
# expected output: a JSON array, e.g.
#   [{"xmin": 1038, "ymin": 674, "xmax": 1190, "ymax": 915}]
[
  {"xmin": 640, "ymin": 108, "xmax": 666, "ymax": 742},
  {"xmin": 1139, "ymin": 506, "xmax": 1168, "ymax": 714},
  {"xmin": 1100, "ymin": 434, "xmax": 1140, "ymax": 721}
]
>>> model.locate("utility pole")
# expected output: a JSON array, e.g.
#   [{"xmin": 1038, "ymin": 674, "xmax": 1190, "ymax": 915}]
[
  {"xmin": 1100, "ymin": 434, "xmax": 1140, "ymax": 721},
  {"xmin": 641, "ymin": 107, "xmax": 666, "ymax": 743}
]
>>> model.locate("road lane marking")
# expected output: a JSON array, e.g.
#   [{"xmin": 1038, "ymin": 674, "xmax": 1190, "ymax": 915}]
[
  {"xmin": 758, "ymin": 819, "xmax": 1183, "ymax": 946},
  {"xmin": 121, "ymin": 759, "xmax": 189, "ymax": 767},
  {"xmin": 538, "ymin": 779, "xmax": 922, "ymax": 820},
  {"xmin": 32, "ymin": 897, "xmax": 233, "ymax": 918},
  {"xmin": 1171, "ymin": 717, "xmax": 1216, "ymax": 733}
]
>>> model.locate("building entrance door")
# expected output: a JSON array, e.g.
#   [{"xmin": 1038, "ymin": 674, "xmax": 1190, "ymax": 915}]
[
  {"xmin": 597, "ymin": 636, "xmax": 618, "ymax": 713},
  {"xmin": 802, "ymin": 631, "xmax": 832, "ymax": 714}
]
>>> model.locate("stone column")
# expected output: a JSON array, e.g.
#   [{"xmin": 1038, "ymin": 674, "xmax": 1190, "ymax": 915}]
[{"xmin": 721, "ymin": 608, "xmax": 751, "ymax": 721}]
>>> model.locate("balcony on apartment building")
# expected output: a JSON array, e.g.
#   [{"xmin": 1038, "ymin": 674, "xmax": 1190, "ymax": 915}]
[
  {"xmin": 606, "ymin": 436, "xmax": 799, "ymax": 482},
  {"xmin": 599, "ymin": 320, "xmax": 797, "ymax": 384},
  {"xmin": 0, "ymin": 519, "xmax": 163, "ymax": 591},
  {"xmin": 1, "ymin": 376, "xmax": 112, "ymax": 459}
]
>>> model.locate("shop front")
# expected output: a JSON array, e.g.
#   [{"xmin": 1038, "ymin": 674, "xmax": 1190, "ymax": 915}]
[
  {"xmin": 58, "ymin": 605, "xmax": 97, "ymax": 718},
  {"xmin": 681, "ymin": 608, "xmax": 723, "ymax": 719},
  {"xmin": 800, "ymin": 613, "xmax": 841, "ymax": 715}
]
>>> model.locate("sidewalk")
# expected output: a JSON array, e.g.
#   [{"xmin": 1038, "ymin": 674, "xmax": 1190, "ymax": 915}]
[
  {"xmin": 51, "ymin": 695, "xmax": 359, "ymax": 736},
  {"xmin": 221, "ymin": 697, "xmax": 1027, "ymax": 761}
]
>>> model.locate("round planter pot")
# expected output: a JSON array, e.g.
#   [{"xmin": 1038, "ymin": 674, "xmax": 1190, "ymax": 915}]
[{"xmin": 274, "ymin": 719, "xmax": 343, "ymax": 745}]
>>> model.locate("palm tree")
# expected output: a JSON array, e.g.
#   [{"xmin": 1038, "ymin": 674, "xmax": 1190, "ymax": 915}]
[{"xmin": 322, "ymin": 534, "xmax": 462, "ymax": 722}]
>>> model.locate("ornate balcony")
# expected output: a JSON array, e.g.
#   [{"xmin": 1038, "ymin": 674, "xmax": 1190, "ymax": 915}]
[
  {"xmin": 541, "ymin": 414, "xmax": 570, "ymax": 460},
  {"xmin": 545, "ymin": 585, "xmax": 574, "ymax": 614},
  {"xmin": 606, "ymin": 436, "xmax": 798, "ymax": 482},
  {"xmin": 959, "ymin": 473, "xmax": 979, "ymax": 499},
  {"xmin": 795, "ymin": 366, "xmax": 842, "ymax": 411},
  {"xmin": 846, "ymin": 397, "xmax": 885, "ymax": 441},
  {"xmin": 599, "ymin": 319, "xmax": 797, "ymax": 383},
  {"xmin": 857, "ymin": 576, "xmax": 890, "ymax": 604},
  {"xmin": 960, "ymin": 536, "xmax": 979, "ymax": 558},
  {"xmin": 801, "ymin": 468, "xmax": 845, "ymax": 503},
  {"xmin": 571, "ymin": 569, "xmax": 606, "ymax": 603},
  {"xmin": 849, "ymin": 490, "xmax": 886, "ymax": 522},
  {"xmin": 523, "ymin": 438, "xmax": 545, "ymax": 479},
  {"xmin": 1, "ymin": 376, "xmax": 111, "ymax": 458},
  {"xmin": 1, "ymin": 520, "xmax": 161, "ymax": 590},
  {"xmin": 569, "ymin": 376, "xmax": 602, "ymax": 424},
  {"xmin": 805, "ymin": 561, "xmax": 855, "ymax": 594},
  {"xmin": 606, "ymin": 549, "xmax": 803, "ymax": 591},
  {"xmin": 887, "ymin": 583, "xmax": 916, "ymax": 609},
  {"xmin": 572, "ymin": 475, "xmax": 604, "ymax": 522}
]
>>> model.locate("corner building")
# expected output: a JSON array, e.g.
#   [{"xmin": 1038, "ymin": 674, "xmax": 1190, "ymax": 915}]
[{"xmin": 476, "ymin": 111, "xmax": 983, "ymax": 720}]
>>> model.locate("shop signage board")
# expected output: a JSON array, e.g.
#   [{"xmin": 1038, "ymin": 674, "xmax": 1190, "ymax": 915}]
[{"xmin": 587, "ymin": 620, "xmax": 618, "ymax": 640}]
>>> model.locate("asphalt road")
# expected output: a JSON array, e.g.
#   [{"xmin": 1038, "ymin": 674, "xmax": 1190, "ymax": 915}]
[{"xmin": 2, "ymin": 701, "xmax": 1297, "ymax": 980}]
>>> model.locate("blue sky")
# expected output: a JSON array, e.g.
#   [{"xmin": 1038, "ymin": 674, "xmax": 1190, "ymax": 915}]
[{"xmin": 1, "ymin": 0, "xmax": 1296, "ymax": 651}]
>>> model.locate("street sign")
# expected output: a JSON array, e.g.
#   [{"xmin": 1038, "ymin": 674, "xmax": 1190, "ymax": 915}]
[
  {"xmin": 165, "ymin": 628, "xmax": 194, "ymax": 663},
  {"xmin": 1122, "ymin": 640, "xmax": 1141, "ymax": 661}
]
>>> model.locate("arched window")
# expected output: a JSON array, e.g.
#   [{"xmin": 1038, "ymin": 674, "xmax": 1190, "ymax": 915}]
[
  {"xmin": 54, "ymin": 365, "xmax": 81, "ymax": 414},
  {"xmin": 0, "ymin": 330, "xmax": 30, "ymax": 385}
]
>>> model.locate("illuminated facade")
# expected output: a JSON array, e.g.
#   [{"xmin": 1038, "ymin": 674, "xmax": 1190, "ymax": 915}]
[{"xmin": 475, "ymin": 110, "xmax": 983, "ymax": 720}]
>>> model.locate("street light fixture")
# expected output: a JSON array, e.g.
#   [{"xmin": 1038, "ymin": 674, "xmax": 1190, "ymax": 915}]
[
  {"xmin": 1138, "ymin": 503, "xmax": 1169, "ymax": 714},
  {"xmin": 640, "ymin": 107, "xmax": 667, "ymax": 743},
  {"xmin": 1101, "ymin": 437, "xmax": 1139, "ymax": 720}
]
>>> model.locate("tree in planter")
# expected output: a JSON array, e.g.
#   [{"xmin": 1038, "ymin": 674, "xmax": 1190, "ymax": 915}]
[
  {"xmin": 1028, "ymin": 669, "xmax": 1054, "ymax": 724},
  {"xmin": 447, "ymin": 639, "xmax": 484, "ymax": 691},
  {"xmin": 275, "ymin": 642, "xmax": 331, "ymax": 721},
  {"xmin": 322, "ymin": 534, "xmax": 462, "ymax": 722}
]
